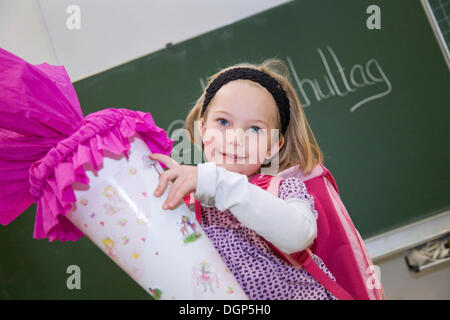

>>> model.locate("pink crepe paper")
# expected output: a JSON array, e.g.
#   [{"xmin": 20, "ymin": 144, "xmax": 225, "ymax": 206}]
[{"xmin": 0, "ymin": 47, "xmax": 174, "ymax": 241}]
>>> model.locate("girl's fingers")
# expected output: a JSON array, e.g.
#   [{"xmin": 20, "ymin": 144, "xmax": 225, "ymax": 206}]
[
  {"xmin": 149, "ymin": 153, "xmax": 178, "ymax": 169},
  {"xmin": 148, "ymin": 154, "xmax": 196, "ymax": 210},
  {"xmin": 164, "ymin": 178, "xmax": 192, "ymax": 210},
  {"xmin": 154, "ymin": 168, "xmax": 179, "ymax": 197},
  {"xmin": 163, "ymin": 175, "xmax": 188, "ymax": 209}
]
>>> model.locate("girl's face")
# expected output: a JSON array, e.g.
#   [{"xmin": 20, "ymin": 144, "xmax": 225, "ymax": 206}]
[{"xmin": 200, "ymin": 79, "xmax": 284, "ymax": 177}]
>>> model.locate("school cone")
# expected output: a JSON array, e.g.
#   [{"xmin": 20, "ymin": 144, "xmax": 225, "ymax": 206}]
[
  {"xmin": 65, "ymin": 133, "xmax": 248, "ymax": 300},
  {"xmin": 0, "ymin": 47, "xmax": 247, "ymax": 300}
]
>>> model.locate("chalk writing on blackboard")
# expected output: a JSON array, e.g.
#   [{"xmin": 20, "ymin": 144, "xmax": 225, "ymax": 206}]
[
  {"xmin": 287, "ymin": 46, "xmax": 392, "ymax": 112},
  {"xmin": 198, "ymin": 46, "xmax": 391, "ymax": 113}
]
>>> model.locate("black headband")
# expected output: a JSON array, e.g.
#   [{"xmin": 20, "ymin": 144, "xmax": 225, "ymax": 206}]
[{"xmin": 201, "ymin": 67, "xmax": 291, "ymax": 135}]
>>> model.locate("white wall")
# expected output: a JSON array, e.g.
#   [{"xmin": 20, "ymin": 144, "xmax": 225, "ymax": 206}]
[
  {"xmin": 0, "ymin": 0, "xmax": 57, "ymax": 64},
  {"xmin": 365, "ymin": 211, "xmax": 450, "ymax": 299},
  {"xmin": 375, "ymin": 253, "xmax": 450, "ymax": 300},
  {"xmin": 0, "ymin": 0, "xmax": 291, "ymax": 81}
]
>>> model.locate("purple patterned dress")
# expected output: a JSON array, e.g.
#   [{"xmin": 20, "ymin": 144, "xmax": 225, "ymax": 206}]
[{"xmin": 200, "ymin": 177, "xmax": 337, "ymax": 300}]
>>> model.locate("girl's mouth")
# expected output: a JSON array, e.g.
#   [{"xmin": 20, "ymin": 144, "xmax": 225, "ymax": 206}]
[{"xmin": 220, "ymin": 152, "xmax": 246, "ymax": 161}]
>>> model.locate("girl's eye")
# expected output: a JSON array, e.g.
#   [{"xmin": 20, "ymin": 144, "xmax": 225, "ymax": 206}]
[
  {"xmin": 217, "ymin": 118, "xmax": 260, "ymax": 133},
  {"xmin": 217, "ymin": 118, "xmax": 229, "ymax": 127},
  {"xmin": 249, "ymin": 126, "xmax": 261, "ymax": 134}
]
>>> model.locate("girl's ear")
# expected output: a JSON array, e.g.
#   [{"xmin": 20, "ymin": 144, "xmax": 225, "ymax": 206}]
[
  {"xmin": 265, "ymin": 136, "xmax": 285, "ymax": 160},
  {"xmin": 198, "ymin": 117, "xmax": 208, "ymax": 151},
  {"xmin": 199, "ymin": 117, "xmax": 206, "ymax": 141}
]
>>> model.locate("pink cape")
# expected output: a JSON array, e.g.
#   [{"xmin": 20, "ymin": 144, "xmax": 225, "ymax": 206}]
[
  {"xmin": 0, "ymin": 47, "xmax": 174, "ymax": 241},
  {"xmin": 277, "ymin": 164, "xmax": 385, "ymax": 300}
]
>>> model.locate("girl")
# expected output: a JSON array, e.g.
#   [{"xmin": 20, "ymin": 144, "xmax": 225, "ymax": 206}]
[{"xmin": 149, "ymin": 59, "xmax": 385, "ymax": 300}]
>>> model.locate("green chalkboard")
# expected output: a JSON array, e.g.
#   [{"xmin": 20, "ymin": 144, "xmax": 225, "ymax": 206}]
[{"xmin": 1, "ymin": 0, "xmax": 449, "ymax": 299}]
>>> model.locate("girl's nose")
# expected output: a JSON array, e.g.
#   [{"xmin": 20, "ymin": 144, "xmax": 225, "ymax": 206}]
[{"xmin": 225, "ymin": 128, "xmax": 245, "ymax": 146}]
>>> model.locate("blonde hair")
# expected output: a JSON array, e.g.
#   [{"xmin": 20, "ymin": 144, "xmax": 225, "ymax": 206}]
[{"xmin": 184, "ymin": 58, "xmax": 323, "ymax": 175}]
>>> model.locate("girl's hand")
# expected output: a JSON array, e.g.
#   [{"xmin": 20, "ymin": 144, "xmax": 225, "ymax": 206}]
[{"xmin": 149, "ymin": 153, "xmax": 197, "ymax": 210}]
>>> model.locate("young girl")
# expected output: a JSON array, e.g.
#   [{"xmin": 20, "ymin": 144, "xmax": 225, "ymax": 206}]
[{"xmin": 149, "ymin": 59, "xmax": 385, "ymax": 300}]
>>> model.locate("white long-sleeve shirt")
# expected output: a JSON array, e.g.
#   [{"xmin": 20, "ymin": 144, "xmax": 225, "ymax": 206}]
[{"xmin": 194, "ymin": 161, "xmax": 318, "ymax": 254}]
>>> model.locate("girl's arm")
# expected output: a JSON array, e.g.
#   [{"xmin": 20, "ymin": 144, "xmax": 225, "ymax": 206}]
[{"xmin": 195, "ymin": 162, "xmax": 317, "ymax": 254}]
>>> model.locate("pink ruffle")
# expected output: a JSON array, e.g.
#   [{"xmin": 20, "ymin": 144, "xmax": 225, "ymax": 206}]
[{"xmin": 28, "ymin": 108, "xmax": 174, "ymax": 242}]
